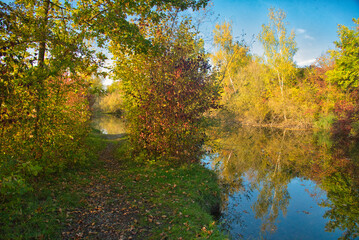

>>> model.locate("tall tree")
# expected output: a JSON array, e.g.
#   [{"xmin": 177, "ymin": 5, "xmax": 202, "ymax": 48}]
[
  {"xmin": 258, "ymin": 7, "xmax": 297, "ymax": 120},
  {"xmin": 327, "ymin": 18, "xmax": 359, "ymax": 92},
  {"xmin": 1, "ymin": 0, "xmax": 92, "ymax": 169},
  {"xmin": 326, "ymin": 19, "xmax": 359, "ymax": 139},
  {"xmin": 212, "ymin": 21, "xmax": 250, "ymax": 102}
]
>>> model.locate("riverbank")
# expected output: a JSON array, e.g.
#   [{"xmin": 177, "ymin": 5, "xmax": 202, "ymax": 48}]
[
  {"xmin": 210, "ymin": 109, "xmax": 331, "ymax": 131},
  {"xmin": 1, "ymin": 130, "xmax": 226, "ymax": 239}
]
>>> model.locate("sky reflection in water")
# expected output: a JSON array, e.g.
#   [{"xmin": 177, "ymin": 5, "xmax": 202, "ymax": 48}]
[{"xmin": 204, "ymin": 126, "xmax": 359, "ymax": 239}]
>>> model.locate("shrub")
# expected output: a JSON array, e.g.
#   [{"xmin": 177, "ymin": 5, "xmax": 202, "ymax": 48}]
[{"xmin": 113, "ymin": 19, "xmax": 221, "ymax": 163}]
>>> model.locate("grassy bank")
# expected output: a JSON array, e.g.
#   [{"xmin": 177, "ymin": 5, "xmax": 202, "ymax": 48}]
[
  {"xmin": 0, "ymin": 131, "xmax": 104, "ymax": 239},
  {"xmin": 112, "ymin": 138, "xmax": 225, "ymax": 239},
  {"xmin": 0, "ymin": 131, "xmax": 226, "ymax": 239}
]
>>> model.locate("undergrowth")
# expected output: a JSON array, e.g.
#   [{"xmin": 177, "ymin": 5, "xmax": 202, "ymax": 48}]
[{"xmin": 0, "ymin": 130, "xmax": 227, "ymax": 239}]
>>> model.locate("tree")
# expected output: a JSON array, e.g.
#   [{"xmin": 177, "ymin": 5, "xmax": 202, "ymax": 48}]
[
  {"xmin": 326, "ymin": 19, "xmax": 359, "ymax": 139},
  {"xmin": 212, "ymin": 21, "xmax": 251, "ymax": 103},
  {"xmin": 113, "ymin": 15, "xmax": 221, "ymax": 163},
  {"xmin": 0, "ymin": 0, "xmax": 94, "ymax": 180},
  {"xmin": 327, "ymin": 18, "xmax": 359, "ymax": 92},
  {"xmin": 258, "ymin": 8, "xmax": 297, "ymax": 120},
  {"xmin": 73, "ymin": 0, "xmax": 209, "ymax": 53},
  {"xmin": 0, "ymin": 0, "xmax": 210, "ymax": 196}
]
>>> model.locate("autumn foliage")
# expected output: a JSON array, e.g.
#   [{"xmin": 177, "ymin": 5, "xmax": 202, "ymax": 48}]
[
  {"xmin": 1, "ymin": 0, "xmax": 211, "ymax": 199},
  {"xmin": 212, "ymin": 12, "xmax": 359, "ymax": 134},
  {"xmin": 113, "ymin": 19, "xmax": 221, "ymax": 163},
  {"xmin": 1, "ymin": 72, "xmax": 90, "ymax": 195}
]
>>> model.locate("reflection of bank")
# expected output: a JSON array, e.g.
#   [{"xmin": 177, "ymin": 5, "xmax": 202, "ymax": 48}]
[
  {"xmin": 91, "ymin": 114, "xmax": 126, "ymax": 135},
  {"xmin": 320, "ymin": 171, "xmax": 359, "ymax": 239},
  {"xmin": 207, "ymin": 126, "xmax": 357, "ymax": 239}
]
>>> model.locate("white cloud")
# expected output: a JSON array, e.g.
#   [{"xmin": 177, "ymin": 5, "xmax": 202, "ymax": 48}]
[
  {"xmin": 297, "ymin": 28, "xmax": 306, "ymax": 34},
  {"xmin": 304, "ymin": 34, "xmax": 315, "ymax": 40},
  {"xmin": 297, "ymin": 58, "xmax": 316, "ymax": 67},
  {"xmin": 296, "ymin": 28, "xmax": 314, "ymax": 40}
]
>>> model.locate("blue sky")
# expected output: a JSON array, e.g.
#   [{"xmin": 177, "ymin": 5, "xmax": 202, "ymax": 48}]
[
  {"xmin": 201, "ymin": 0, "xmax": 359, "ymax": 66},
  {"xmin": 3, "ymin": 0, "xmax": 357, "ymax": 84}
]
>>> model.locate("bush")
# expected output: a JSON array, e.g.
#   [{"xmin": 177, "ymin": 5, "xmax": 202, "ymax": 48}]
[
  {"xmin": 1, "ymin": 74, "xmax": 90, "ymax": 200},
  {"xmin": 114, "ymin": 19, "xmax": 221, "ymax": 163}
]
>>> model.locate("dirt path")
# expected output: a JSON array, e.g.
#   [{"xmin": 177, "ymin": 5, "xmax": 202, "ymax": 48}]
[{"xmin": 61, "ymin": 141, "xmax": 142, "ymax": 240}]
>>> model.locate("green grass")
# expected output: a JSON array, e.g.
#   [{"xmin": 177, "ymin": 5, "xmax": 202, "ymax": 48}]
[
  {"xmin": 0, "ymin": 131, "xmax": 227, "ymax": 239},
  {"xmin": 107, "ymin": 137, "xmax": 227, "ymax": 239},
  {"xmin": 0, "ymin": 130, "xmax": 104, "ymax": 239},
  {"xmin": 115, "ymin": 162, "xmax": 224, "ymax": 238}
]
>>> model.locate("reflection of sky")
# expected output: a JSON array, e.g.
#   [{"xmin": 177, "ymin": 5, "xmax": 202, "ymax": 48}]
[{"xmin": 219, "ymin": 175, "xmax": 343, "ymax": 240}]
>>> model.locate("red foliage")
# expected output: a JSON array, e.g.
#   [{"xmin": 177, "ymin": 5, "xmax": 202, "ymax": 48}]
[
  {"xmin": 331, "ymin": 99, "xmax": 359, "ymax": 148},
  {"xmin": 124, "ymin": 51, "xmax": 220, "ymax": 163}
]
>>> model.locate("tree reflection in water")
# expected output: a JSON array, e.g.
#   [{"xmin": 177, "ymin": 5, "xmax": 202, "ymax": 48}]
[
  {"xmin": 206, "ymin": 124, "xmax": 359, "ymax": 239},
  {"xmin": 91, "ymin": 114, "xmax": 126, "ymax": 135}
]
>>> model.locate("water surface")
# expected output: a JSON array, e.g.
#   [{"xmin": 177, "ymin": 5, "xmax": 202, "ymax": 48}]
[
  {"xmin": 204, "ymin": 126, "xmax": 359, "ymax": 239},
  {"xmin": 91, "ymin": 114, "xmax": 126, "ymax": 135}
]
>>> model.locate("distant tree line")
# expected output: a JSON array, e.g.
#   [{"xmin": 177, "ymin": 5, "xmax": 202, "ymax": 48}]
[{"xmin": 212, "ymin": 8, "xmax": 359, "ymax": 137}]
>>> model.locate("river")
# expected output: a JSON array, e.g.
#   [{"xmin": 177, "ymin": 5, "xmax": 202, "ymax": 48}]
[
  {"xmin": 204, "ymin": 125, "xmax": 359, "ymax": 239},
  {"xmin": 92, "ymin": 114, "xmax": 359, "ymax": 239},
  {"xmin": 91, "ymin": 114, "xmax": 126, "ymax": 135}
]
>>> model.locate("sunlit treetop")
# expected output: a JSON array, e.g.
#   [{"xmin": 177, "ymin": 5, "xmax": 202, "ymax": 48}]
[{"xmin": 327, "ymin": 18, "xmax": 359, "ymax": 91}]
